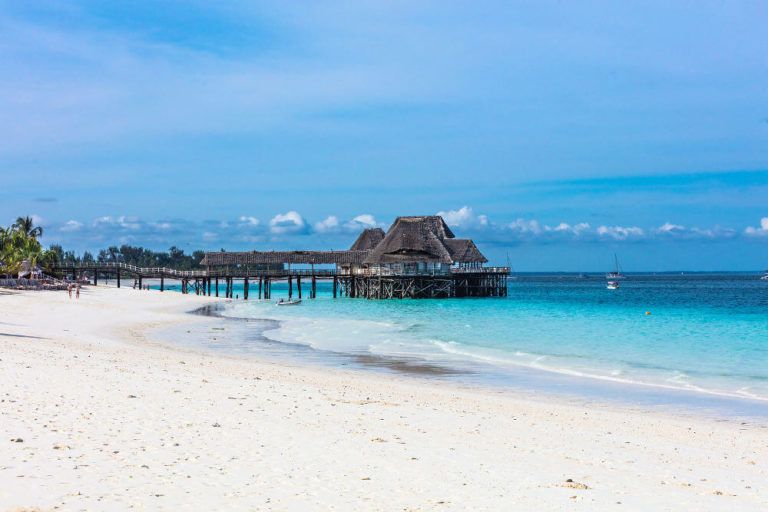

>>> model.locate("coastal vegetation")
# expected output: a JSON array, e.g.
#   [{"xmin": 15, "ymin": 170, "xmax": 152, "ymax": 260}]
[
  {"xmin": 52, "ymin": 244, "xmax": 206, "ymax": 270},
  {"xmin": 1, "ymin": 216, "xmax": 205, "ymax": 277},
  {"xmin": 0, "ymin": 217, "xmax": 57, "ymax": 277}
]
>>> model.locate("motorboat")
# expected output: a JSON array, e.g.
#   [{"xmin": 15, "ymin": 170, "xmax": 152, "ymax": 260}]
[
  {"xmin": 606, "ymin": 281, "xmax": 619, "ymax": 290},
  {"xmin": 761, "ymin": 271, "xmax": 768, "ymax": 280},
  {"xmin": 276, "ymin": 299, "xmax": 302, "ymax": 306}
]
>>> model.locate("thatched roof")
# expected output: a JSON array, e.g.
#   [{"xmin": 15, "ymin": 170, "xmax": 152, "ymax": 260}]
[
  {"xmin": 17, "ymin": 258, "xmax": 42, "ymax": 278},
  {"xmin": 443, "ymin": 238, "xmax": 488, "ymax": 263},
  {"xmin": 363, "ymin": 216, "xmax": 485, "ymax": 264},
  {"xmin": 349, "ymin": 228, "xmax": 385, "ymax": 251},
  {"xmin": 200, "ymin": 216, "xmax": 487, "ymax": 267},
  {"xmin": 200, "ymin": 250, "xmax": 368, "ymax": 266}
]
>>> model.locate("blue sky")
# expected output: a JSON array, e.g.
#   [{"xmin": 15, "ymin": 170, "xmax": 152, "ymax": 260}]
[{"xmin": 1, "ymin": 1, "xmax": 767, "ymax": 270}]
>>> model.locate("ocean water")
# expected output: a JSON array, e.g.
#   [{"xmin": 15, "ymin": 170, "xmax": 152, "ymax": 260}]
[{"xmin": 155, "ymin": 274, "xmax": 768, "ymax": 416}]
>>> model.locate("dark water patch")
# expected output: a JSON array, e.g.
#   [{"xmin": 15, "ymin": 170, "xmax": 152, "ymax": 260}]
[{"xmin": 348, "ymin": 354, "xmax": 466, "ymax": 376}]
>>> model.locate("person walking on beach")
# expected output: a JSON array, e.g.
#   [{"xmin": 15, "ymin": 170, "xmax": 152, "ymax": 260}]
[
  {"xmin": 76, "ymin": 283, "xmax": 81, "ymax": 299},
  {"xmin": 67, "ymin": 283, "xmax": 72, "ymax": 299}
]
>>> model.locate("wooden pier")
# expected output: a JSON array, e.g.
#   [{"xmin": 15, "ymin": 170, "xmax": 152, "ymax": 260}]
[
  {"xmin": 52, "ymin": 262, "xmax": 509, "ymax": 299},
  {"xmin": 53, "ymin": 215, "xmax": 509, "ymax": 300}
]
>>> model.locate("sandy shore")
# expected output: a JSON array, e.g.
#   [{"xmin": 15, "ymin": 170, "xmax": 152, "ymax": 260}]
[{"xmin": 1, "ymin": 286, "xmax": 766, "ymax": 511}]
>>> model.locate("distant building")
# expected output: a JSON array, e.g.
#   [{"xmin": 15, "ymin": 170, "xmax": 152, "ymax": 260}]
[
  {"xmin": 359, "ymin": 216, "xmax": 487, "ymax": 275},
  {"xmin": 201, "ymin": 215, "xmax": 488, "ymax": 276}
]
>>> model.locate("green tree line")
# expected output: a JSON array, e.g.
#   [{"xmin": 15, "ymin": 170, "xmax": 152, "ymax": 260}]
[
  {"xmin": 51, "ymin": 244, "xmax": 206, "ymax": 270},
  {"xmin": 0, "ymin": 216, "xmax": 58, "ymax": 277},
  {"xmin": 2, "ymin": 216, "xmax": 206, "ymax": 276}
]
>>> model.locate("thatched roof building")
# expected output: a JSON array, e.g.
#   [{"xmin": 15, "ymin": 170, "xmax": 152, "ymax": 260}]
[
  {"xmin": 363, "ymin": 216, "xmax": 487, "ymax": 265},
  {"xmin": 349, "ymin": 228, "xmax": 385, "ymax": 251},
  {"xmin": 443, "ymin": 238, "xmax": 487, "ymax": 263},
  {"xmin": 200, "ymin": 215, "xmax": 487, "ymax": 268}
]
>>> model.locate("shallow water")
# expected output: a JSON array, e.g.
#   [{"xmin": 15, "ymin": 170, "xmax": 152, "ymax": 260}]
[{"xmin": 154, "ymin": 273, "xmax": 768, "ymax": 419}]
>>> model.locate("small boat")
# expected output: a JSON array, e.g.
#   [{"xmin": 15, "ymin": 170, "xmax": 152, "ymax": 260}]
[
  {"xmin": 606, "ymin": 253, "xmax": 625, "ymax": 280},
  {"xmin": 606, "ymin": 281, "xmax": 619, "ymax": 290},
  {"xmin": 761, "ymin": 271, "xmax": 768, "ymax": 280},
  {"xmin": 276, "ymin": 299, "xmax": 301, "ymax": 306}
]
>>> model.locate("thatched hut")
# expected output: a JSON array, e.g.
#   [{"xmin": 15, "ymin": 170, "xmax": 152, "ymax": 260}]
[
  {"xmin": 17, "ymin": 258, "xmax": 43, "ymax": 279},
  {"xmin": 363, "ymin": 216, "xmax": 487, "ymax": 274},
  {"xmin": 198, "ymin": 216, "xmax": 487, "ymax": 277}
]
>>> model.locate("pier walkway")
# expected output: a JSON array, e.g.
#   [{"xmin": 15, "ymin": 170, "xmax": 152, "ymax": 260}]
[{"xmin": 52, "ymin": 262, "xmax": 510, "ymax": 299}]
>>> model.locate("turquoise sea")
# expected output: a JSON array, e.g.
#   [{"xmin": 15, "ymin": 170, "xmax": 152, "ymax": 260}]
[{"xmin": 155, "ymin": 273, "xmax": 768, "ymax": 418}]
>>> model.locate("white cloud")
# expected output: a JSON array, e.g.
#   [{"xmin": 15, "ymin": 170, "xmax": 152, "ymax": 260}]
[
  {"xmin": 343, "ymin": 214, "xmax": 381, "ymax": 232},
  {"xmin": 92, "ymin": 215, "xmax": 141, "ymax": 230},
  {"xmin": 657, "ymin": 222, "xmax": 685, "ymax": 233},
  {"xmin": 152, "ymin": 222, "xmax": 172, "ymax": 231},
  {"xmin": 506, "ymin": 218, "xmax": 595, "ymax": 241},
  {"xmin": 745, "ymin": 217, "xmax": 768, "ymax": 236},
  {"xmin": 60, "ymin": 220, "xmax": 83, "ymax": 232},
  {"xmin": 116, "ymin": 216, "xmax": 141, "ymax": 230},
  {"xmin": 508, "ymin": 218, "xmax": 543, "ymax": 235},
  {"xmin": 552, "ymin": 222, "xmax": 590, "ymax": 235},
  {"xmin": 238, "ymin": 216, "xmax": 259, "ymax": 226},
  {"xmin": 596, "ymin": 225, "xmax": 645, "ymax": 240},
  {"xmin": 269, "ymin": 211, "xmax": 305, "ymax": 234},
  {"xmin": 44, "ymin": 211, "xmax": 754, "ymax": 254},
  {"xmin": 314, "ymin": 215, "xmax": 340, "ymax": 233},
  {"xmin": 437, "ymin": 206, "xmax": 488, "ymax": 229},
  {"xmin": 313, "ymin": 213, "xmax": 382, "ymax": 234},
  {"xmin": 351, "ymin": 214, "xmax": 377, "ymax": 227},
  {"xmin": 652, "ymin": 222, "xmax": 735, "ymax": 240},
  {"xmin": 31, "ymin": 214, "xmax": 45, "ymax": 226}
]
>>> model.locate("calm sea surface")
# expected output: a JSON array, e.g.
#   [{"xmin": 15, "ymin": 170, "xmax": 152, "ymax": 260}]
[{"xmin": 155, "ymin": 273, "xmax": 768, "ymax": 417}]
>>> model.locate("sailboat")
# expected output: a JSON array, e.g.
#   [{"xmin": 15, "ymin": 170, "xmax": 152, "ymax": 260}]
[
  {"xmin": 506, "ymin": 252, "xmax": 518, "ymax": 280},
  {"xmin": 605, "ymin": 253, "xmax": 625, "ymax": 280}
]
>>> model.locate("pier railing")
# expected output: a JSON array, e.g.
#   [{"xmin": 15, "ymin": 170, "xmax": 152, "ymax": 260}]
[
  {"xmin": 52, "ymin": 262, "xmax": 511, "ymax": 279},
  {"xmin": 53, "ymin": 262, "xmax": 208, "ymax": 278},
  {"xmin": 452, "ymin": 267, "xmax": 510, "ymax": 274}
]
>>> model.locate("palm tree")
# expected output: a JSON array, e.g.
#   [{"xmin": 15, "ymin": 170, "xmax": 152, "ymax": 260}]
[
  {"xmin": 38, "ymin": 249, "xmax": 60, "ymax": 271},
  {"xmin": 0, "ymin": 225, "xmax": 42, "ymax": 277},
  {"xmin": 13, "ymin": 216, "xmax": 43, "ymax": 239}
]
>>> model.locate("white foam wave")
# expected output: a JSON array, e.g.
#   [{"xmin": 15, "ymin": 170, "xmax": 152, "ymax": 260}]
[{"xmin": 225, "ymin": 302, "xmax": 768, "ymax": 403}]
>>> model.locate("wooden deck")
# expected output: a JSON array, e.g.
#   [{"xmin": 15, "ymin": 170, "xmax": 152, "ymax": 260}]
[{"xmin": 52, "ymin": 262, "xmax": 510, "ymax": 299}]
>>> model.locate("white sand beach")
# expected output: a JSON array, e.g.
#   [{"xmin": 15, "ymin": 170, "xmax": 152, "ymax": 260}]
[{"xmin": 1, "ymin": 286, "xmax": 766, "ymax": 511}]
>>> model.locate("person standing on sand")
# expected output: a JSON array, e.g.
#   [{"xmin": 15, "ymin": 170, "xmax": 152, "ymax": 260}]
[
  {"xmin": 67, "ymin": 283, "xmax": 72, "ymax": 299},
  {"xmin": 76, "ymin": 284, "xmax": 80, "ymax": 299}
]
